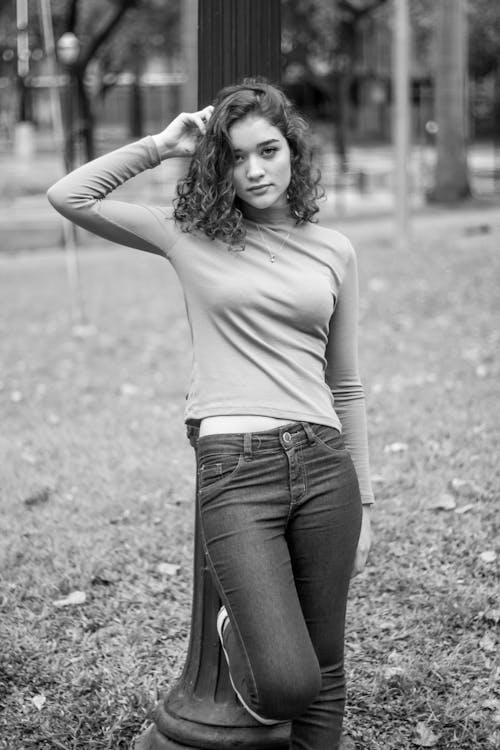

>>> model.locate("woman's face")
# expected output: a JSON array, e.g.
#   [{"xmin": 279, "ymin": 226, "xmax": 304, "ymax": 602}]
[{"xmin": 228, "ymin": 114, "xmax": 291, "ymax": 211}]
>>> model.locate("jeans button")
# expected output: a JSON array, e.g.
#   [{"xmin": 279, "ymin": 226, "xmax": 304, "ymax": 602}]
[{"xmin": 283, "ymin": 431, "xmax": 292, "ymax": 443}]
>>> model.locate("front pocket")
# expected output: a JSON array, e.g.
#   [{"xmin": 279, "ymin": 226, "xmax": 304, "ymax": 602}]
[
  {"xmin": 198, "ymin": 453, "xmax": 243, "ymax": 493},
  {"xmin": 313, "ymin": 428, "xmax": 347, "ymax": 455}
]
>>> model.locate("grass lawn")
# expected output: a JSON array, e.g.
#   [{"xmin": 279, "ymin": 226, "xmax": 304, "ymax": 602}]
[{"xmin": 1, "ymin": 209, "xmax": 499, "ymax": 750}]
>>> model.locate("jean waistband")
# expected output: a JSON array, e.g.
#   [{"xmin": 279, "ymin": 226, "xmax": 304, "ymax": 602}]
[{"xmin": 192, "ymin": 421, "xmax": 339, "ymax": 459}]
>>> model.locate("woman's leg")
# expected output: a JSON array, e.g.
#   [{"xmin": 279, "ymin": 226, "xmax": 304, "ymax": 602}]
[
  {"xmin": 197, "ymin": 431, "xmax": 322, "ymax": 722},
  {"xmin": 286, "ymin": 426, "xmax": 363, "ymax": 750}
]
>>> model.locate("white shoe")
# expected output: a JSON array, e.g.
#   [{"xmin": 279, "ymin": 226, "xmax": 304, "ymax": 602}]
[{"xmin": 216, "ymin": 605, "xmax": 285, "ymax": 725}]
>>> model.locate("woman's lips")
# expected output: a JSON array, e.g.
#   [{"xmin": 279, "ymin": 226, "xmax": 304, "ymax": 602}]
[{"xmin": 248, "ymin": 184, "xmax": 271, "ymax": 194}]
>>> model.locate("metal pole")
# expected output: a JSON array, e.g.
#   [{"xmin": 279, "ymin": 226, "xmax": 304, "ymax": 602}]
[
  {"xmin": 393, "ymin": 0, "xmax": 411, "ymax": 250},
  {"xmin": 39, "ymin": 0, "xmax": 88, "ymax": 332},
  {"xmin": 15, "ymin": 0, "xmax": 34, "ymax": 157},
  {"xmin": 134, "ymin": 3, "xmax": 288, "ymax": 749}
]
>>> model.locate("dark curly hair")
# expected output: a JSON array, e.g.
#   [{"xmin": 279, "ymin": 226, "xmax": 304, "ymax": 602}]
[{"xmin": 173, "ymin": 79, "xmax": 323, "ymax": 249}]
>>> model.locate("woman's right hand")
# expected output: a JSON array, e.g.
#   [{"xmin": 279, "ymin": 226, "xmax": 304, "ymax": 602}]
[{"xmin": 152, "ymin": 105, "xmax": 214, "ymax": 159}]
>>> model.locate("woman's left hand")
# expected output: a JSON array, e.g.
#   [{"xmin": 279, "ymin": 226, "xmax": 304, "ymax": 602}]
[{"xmin": 352, "ymin": 506, "xmax": 372, "ymax": 577}]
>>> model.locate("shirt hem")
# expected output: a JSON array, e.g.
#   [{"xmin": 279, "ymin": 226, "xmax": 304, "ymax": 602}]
[{"xmin": 184, "ymin": 404, "xmax": 342, "ymax": 431}]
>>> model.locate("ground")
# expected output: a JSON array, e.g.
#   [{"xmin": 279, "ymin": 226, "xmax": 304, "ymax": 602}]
[{"xmin": 0, "ymin": 203, "xmax": 499, "ymax": 749}]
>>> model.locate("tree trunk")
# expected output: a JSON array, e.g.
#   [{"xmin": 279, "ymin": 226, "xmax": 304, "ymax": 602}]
[{"xmin": 428, "ymin": 0, "xmax": 470, "ymax": 202}]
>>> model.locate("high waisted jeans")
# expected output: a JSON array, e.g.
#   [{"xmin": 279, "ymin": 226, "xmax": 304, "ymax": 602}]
[{"xmin": 192, "ymin": 421, "xmax": 362, "ymax": 750}]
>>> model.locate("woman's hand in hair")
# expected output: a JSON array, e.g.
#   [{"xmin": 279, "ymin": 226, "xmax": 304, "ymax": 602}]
[{"xmin": 152, "ymin": 106, "xmax": 214, "ymax": 159}]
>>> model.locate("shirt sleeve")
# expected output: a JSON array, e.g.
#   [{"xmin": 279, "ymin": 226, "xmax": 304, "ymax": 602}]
[
  {"xmin": 46, "ymin": 136, "xmax": 179, "ymax": 258},
  {"xmin": 325, "ymin": 241, "xmax": 375, "ymax": 505}
]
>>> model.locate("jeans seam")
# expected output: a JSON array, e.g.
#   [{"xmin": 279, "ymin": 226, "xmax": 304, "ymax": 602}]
[{"xmin": 198, "ymin": 507, "xmax": 261, "ymax": 709}]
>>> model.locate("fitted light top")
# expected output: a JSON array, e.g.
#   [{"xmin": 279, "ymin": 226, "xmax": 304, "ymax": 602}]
[{"xmin": 47, "ymin": 137, "xmax": 374, "ymax": 504}]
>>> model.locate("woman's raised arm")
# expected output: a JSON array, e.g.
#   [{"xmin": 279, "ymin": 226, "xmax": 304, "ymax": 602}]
[{"xmin": 46, "ymin": 106, "xmax": 214, "ymax": 257}]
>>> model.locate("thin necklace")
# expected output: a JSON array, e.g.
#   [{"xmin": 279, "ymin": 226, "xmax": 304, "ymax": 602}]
[{"xmin": 256, "ymin": 224, "xmax": 293, "ymax": 263}]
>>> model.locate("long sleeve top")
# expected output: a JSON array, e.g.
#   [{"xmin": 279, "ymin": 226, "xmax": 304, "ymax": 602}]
[{"xmin": 47, "ymin": 137, "xmax": 374, "ymax": 504}]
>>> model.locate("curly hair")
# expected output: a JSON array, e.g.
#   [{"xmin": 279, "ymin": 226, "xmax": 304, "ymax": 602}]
[{"xmin": 173, "ymin": 79, "xmax": 323, "ymax": 250}]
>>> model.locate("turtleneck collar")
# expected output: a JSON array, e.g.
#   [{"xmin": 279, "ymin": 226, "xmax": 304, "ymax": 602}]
[{"xmin": 241, "ymin": 201, "xmax": 295, "ymax": 229}]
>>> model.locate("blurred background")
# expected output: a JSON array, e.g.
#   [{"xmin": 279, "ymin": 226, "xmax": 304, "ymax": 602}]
[{"xmin": 0, "ymin": 0, "xmax": 499, "ymax": 252}]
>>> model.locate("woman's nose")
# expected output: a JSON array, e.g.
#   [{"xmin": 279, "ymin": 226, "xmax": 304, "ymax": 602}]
[{"xmin": 246, "ymin": 156, "xmax": 265, "ymax": 180}]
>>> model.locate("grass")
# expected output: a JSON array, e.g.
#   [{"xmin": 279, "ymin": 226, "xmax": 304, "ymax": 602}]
[{"xmin": 1, "ymin": 207, "xmax": 499, "ymax": 750}]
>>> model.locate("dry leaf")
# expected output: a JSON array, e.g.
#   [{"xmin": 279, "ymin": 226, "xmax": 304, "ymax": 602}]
[
  {"xmin": 482, "ymin": 609, "xmax": 500, "ymax": 624},
  {"xmin": 413, "ymin": 721, "xmax": 439, "ymax": 747},
  {"xmin": 72, "ymin": 323, "xmax": 97, "ymax": 339},
  {"xmin": 120, "ymin": 383, "xmax": 138, "ymax": 396},
  {"xmin": 430, "ymin": 493, "xmax": 456, "ymax": 511},
  {"xmin": 24, "ymin": 487, "xmax": 52, "ymax": 507},
  {"xmin": 53, "ymin": 590, "xmax": 86, "ymax": 608},
  {"xmin": 384, "ymin": 442, "xmax": 408, "ymax": 454},
  {"xmin": 383, "ymin": 665, "xmax": 406, "ymax": 681},
  {"xmin": 450, "ymin": 477, "xmax": 483, "ymax": 496},
  {"xmin": 479, "ymin": 633, "xmax": 497, "ymax": 653},
  {"xmin": 157, "ymin": 562, "xmax": 180, "ymax": 576},
  {"xmin": 479, "ymin": 550, "xmax": 497, "ymax": 564},
  {"xmin": 455, "ymin": 504, "xmax": 475, "ymax": 515},
  {"xmin": 32, "ymin": 694, "xmax": 46, "ymax": 711},
  {"xmin": 482, "ymin": 699, "xmax": 500, "ymax": 711}
]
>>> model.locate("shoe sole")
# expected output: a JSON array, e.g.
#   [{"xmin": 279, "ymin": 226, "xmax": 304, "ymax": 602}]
[{"xmin": 216, "ymin": 606, "xmax": 286, "ymax": 726}]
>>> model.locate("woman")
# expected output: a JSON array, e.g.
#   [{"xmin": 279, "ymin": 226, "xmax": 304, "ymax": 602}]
[{"xmin": 47, "ymin": 80, "xmax": 373, "ymax": 750}]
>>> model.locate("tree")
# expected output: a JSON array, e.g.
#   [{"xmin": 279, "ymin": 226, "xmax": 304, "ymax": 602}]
[
  {"xmin": 281, "ymin": 0, "xmax": 389, "ymax": 170},
  {"xmin": 0, "ymin": 0, "xmax": 181, "ymax": 160},
  {"xmin": 428, "ymin": 0, "xmax": 470, "ymax": 202}
]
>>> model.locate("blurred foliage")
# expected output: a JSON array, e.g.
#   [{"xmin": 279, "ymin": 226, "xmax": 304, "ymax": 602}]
[
  {"xmin": 0, "ymin": 0, "xmax": 181, "ymax": 86},
  {"xmin": 467, "ymin": 0, "xmax": 500, "ymax": 78},
  {"xmin": 281, "ymin": 0, "xmax": 500, "ymax": 81}
]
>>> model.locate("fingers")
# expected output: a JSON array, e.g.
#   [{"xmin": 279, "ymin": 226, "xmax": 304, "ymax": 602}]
[{"xmin": 192, "ymin": 105, "xmax": 215, "ymax": 135}]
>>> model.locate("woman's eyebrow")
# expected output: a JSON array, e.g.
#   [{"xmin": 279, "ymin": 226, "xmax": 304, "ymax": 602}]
[{"xmin": 233, "ymin": 138, "xmax": 281, "ymax": 154}]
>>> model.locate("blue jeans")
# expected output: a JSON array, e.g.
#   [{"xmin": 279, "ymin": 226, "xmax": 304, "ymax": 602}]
[{"xmin": 194, "ymin": 421, "xmax": 362, "ymax": 750}]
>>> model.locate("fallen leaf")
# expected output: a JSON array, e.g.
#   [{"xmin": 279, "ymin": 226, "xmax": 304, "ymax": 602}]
[
  {"xmin": 413, "ymin": 721, "xmax": 439, "ymax": 747},
  {"xmin": 449, "ymin": 477, "xmax": 483, "ymax": 496},
  {"xmin": 479, "ymin": 633, "xmax": 497, "ymax": 653},
  {"xmin": 72, "ymin": 323, "xmax": 97, "ymax": 339},
  {"xmin": 479, "ymin": 550, "xmax": 497, "ymax": 564},
  {"xmin": 384, "ymin": 442, "xmax": 409, "ymax": 454},
  {"xmin": 24, "ymin": 487, "xmax": 52, "ymax": 507},
  {"xmin": 429, "ymin": 493, "xmax": 456, "ymax": 511},
  {"xmin": 454, "ymin": 504, "xmax": 475, "ymax": 515},
  {"xmin": 157, "ymin": 562, "xmax": 180, "ymax": 576},
  {"xmin": 120, "ymin": 383, "xmax": 138, "ymax": 396},
  {"xmin": 482, "ymin": 699, "xmax": 500, "ymax": 712},
  {"xmin": 482, "ymin": 609, "xmax": 500, "ymax": 624},
  {"xmin": 383, "ymin": 665, "xmax": 406, "ymax": 681},
  {"xmin": 368, "ymin": 277, "xmax": 387, "ymax": 292},
  {"xmin": 53, "ymin": 590, "xmax": 86, "ymax": 608},
  {"xmin": 21, "ymin": 451, "xmax": 37, "ymax": 465},
  {"xmin": 32, "ymin": 694, "xmax": 46, "ymax": 711}
]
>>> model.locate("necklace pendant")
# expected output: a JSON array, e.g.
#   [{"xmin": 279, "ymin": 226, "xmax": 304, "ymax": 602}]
[{"xmin": 270, "ymin": 254, "xmax": 276, "ymax": 263}]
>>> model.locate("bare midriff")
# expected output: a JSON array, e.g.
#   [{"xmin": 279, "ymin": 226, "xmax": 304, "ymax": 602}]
[{"xmin": 199, "ymin": 415, "xmax": 294, "ymax": 437}]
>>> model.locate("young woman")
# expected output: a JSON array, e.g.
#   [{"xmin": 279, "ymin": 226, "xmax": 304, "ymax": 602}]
[{"xmin": 47, "ymin": 80, "xmax": 374, "ymax": 750}]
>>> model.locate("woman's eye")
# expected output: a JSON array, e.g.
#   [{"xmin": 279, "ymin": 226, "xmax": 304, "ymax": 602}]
[
  {"xmin": 234, "ymin": 154, "xmax": 245, "ymax": 164},
  {"xmin": 262, "ymin": 147, "xmax": 278, "ymax": 158}
]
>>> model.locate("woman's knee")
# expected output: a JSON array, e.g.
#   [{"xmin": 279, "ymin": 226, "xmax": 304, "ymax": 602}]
[{"xmin": 255, "ymin": 659, "xmax": 322, "ymax": 721}]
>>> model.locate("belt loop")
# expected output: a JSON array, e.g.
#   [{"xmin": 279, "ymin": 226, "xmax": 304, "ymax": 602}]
[
  {"xmin": 243, "ymin": 432, "xmax": 253, "ymax": 461},
  {"xmin": 302, "ymin": 422, "xmax": 316, "ymax": 444}
]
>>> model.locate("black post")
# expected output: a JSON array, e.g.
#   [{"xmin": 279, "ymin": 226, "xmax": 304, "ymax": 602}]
[
  {"xmin": 198, "ymin": 0, "xmax": 282, "ymax": 103},
  {"xmin": 134, "ymin": 2, "xmax": 286, "ymax": 749}
]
